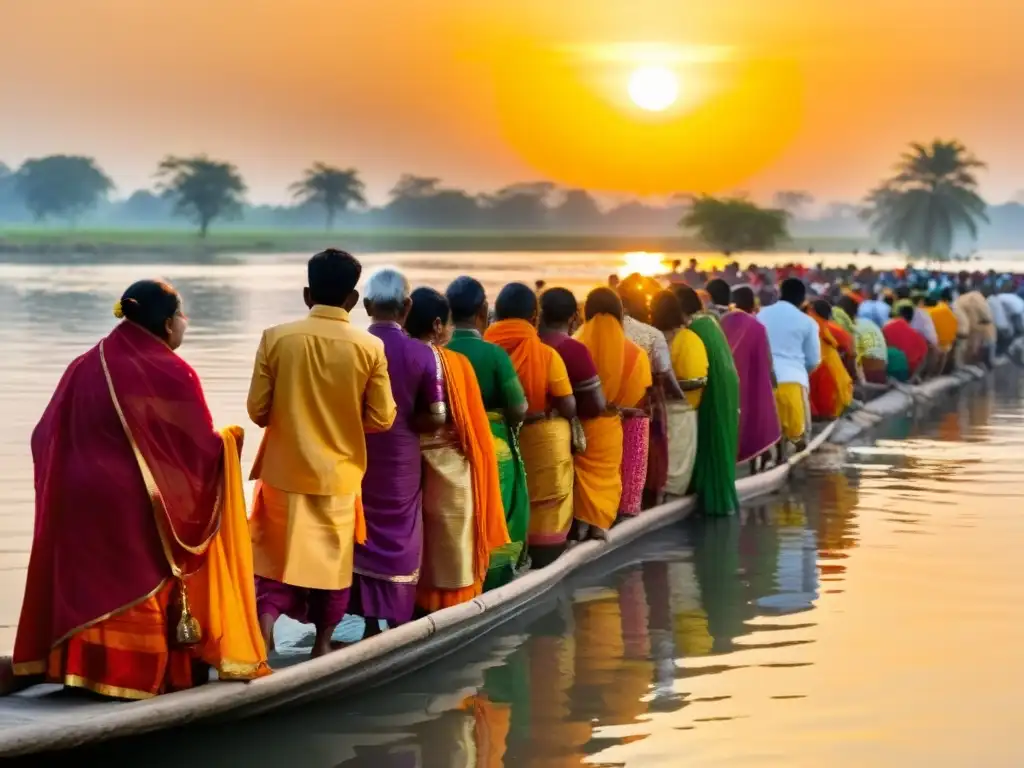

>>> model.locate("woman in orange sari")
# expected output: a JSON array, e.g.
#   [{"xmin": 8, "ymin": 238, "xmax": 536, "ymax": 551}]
[
  {"xmin": 9, "ymin": 280, "xmax": 268, "ymax": 700},
  {"xmin": 807, "ymin": 300, "xmax": 854, "ymax": 420},
  {"xmin": 573, "ymin": 288, "xmax": 652, "ymax": 538},
  {"xmin": 405, "ymin": 288, "xmax": 510, "ymax": 613}
]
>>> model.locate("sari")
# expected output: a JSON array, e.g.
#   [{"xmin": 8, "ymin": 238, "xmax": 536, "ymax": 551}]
[
  {"xmin": 417, "ymin": 346, "xmax": 509, "ymax": 613},
  {"xmin": 808, "ymin": 311, "xmax": 854, "ymax": 420},
  {"xmin": 665, "ymin": 327, "xmax": 706, "ymax": 496},
  {"xmin": 447, "ymin": 328, "xmax": 529, "ymax": 589},
  {"xmin": 12, "ymin": 321, "xmax": 267, "ymax": 698},
  {"xmin": 719, "ymin": 310, "xmax": 782, "ymax": 463},
  {"xmin": 575, "ymin": 314, "xmax": 652, "ymax": 528},
  {"xmin": 686, "ymin": 315, "xmax": 741, "ymax": 517},
  {"xmin": 485, "ymin": 320, "xmax": 575, "ymax": 546}
]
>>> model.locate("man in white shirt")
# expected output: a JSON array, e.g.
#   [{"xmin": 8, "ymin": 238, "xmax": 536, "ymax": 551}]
[
  {"xmin": 757, "ymin": 278, "xmax": 822, "ymax": 454},
  {"xmin": 996, "ymin": 285, "xmax": 1024, "ymax": 337},
  {"xmin": 985, "ymin": 287, "xmax": 1012, "ymax": 357}
]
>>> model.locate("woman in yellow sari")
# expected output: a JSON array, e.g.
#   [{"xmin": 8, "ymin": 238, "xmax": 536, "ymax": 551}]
[
  {"xmin": 808, "ymin": 300, "xmax": 854, "ymax": 420},
  {"xmin": 573, "ymin": 288, "xmax": 652, "ymax": 537},
  {"xmin": 405, "ymin": 288, "xmax": 510, "ymax": 613},
  {"xmin": 10, "ymin": 280, "xmax": 267, "ymax": 699},
  {"xmin": 485, "ymin": 283, "xmax": 577, "ymax": 551}
]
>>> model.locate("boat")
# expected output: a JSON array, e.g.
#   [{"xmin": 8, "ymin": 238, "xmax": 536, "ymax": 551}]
[{"xmin": 0, "ymin": 362, "xmax": 999, "ymax": 758}]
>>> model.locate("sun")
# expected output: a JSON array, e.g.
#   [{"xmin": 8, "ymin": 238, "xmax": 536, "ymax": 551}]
[{"xmin": 628, "ymin": 66, "xmax": 679, "ymax": 112}]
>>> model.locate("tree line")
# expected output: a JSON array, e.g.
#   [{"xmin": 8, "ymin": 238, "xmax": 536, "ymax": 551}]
[{"xmin": 0, "ymin": 140, "xmax": 1006, "ymax": 259}]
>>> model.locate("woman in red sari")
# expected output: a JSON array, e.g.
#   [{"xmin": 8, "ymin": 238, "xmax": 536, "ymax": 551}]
[{"xmin": 9, "ymin": 280, "xmax": 268, "ymax": 699}]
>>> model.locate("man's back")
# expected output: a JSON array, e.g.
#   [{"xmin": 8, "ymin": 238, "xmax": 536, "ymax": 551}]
[
  {"xmin": 248, "ymin": 305, "xmax": 396, "ymax": 496},
  {"xmin": 757, "ymin": 301, "xmax": 820, "ymax": 388}
]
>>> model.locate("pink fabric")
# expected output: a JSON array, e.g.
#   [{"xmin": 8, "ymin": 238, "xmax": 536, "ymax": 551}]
[{"xmin": 619, "ymin": 415, "xmax": 650, "ymax": 517}]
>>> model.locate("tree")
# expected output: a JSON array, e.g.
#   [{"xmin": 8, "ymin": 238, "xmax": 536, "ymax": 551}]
[
  {"xmin": 478, "ymin": 182, "xmax": 555, "ymax": 229},
  {"xmin": 680, "ymin": 196, "xmax": 789, "ymax": 254},
  {"xmin": 773, "ymin": 190, "xmax": 814, "ymax": 216},
  {"xmin": 290, "ymin": 163, "xmax": 366, "ymax": 230},
  {"xmin": 550, "ymin": 188, "xmax": 603, "ymax": 230},
  {"xmin": 861, "ymin": 139, "xmax": 988, "ymax": 260},
  {"xmin": 14, "ymin": 155, "xmax": 113, "ymax": 222},
  {"xmin": 383, "ymin": 175, "xmax": 481, "ymax": 228},
  {"xmin": 155, "ymin": 155, "xmax": 246, "ymax": 237}
]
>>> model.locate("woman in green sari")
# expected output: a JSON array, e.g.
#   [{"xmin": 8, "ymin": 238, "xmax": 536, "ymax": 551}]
[
  {"xmin": 445, "ymin": 277, "xmax": 531, "ymax": 589},
  {"xmin": 674, "ymin": 286, "xmax": 741, "ymax": 516}
]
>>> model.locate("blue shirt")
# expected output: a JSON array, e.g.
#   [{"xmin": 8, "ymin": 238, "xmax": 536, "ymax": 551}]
[
  {"xmin": 858, "ymin": 299, "xmax": 891, "ymax": 330},
  {"xmin": 757, "ymin": 301, "xmax": 821, "ymax": 388}
]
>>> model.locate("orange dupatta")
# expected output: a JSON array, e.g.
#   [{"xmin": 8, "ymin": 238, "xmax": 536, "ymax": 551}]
[
  {"xmin": 575, "ymin": 314, "xmax": 651, "ymax": 408},
  {"xmin": 437, "ymin": 347, "xmax": 510, "ymax": 586},
  {"xmin": 808, "ymin": 310, "xmax": 854, "ymax": 419},
  {"xmin": 484, "ymin": 319, "xmax": 553, "ymax": 412}
]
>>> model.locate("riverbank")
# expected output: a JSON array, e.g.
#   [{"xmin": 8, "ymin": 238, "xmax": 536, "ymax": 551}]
[
  {"xmin": 0, "ymin": 360, "xmax": 1000, "ymax": 758},
  {"xmin": 0, "ymin": 227, "xmax": 869, "ymax": 262}
]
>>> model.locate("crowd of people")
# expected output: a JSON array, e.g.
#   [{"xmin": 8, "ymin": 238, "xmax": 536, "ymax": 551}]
[{"xmin": 7, "ymin": 248, "xmax": 1020, "ymax": 702}]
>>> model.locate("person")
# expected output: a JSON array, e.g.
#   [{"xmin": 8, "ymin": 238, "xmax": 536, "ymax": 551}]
[
  {"xmin": 757, "ymin": 278, "xmax": 821, "ymax": 454},
  {"xmin": 685, "ymin": 301, "xmax": 742, "ymax": 516},
  {"xmin": 954, "ymin": 287, "xmax": 995, "ymax": 366},
  {"xmin": 925, "ymin": 291, "xmax": 959, "ymax": 374},
  {"xmin": 12, "ymin": 280, "xmax": 268, "ymax": 699},
  {"xmin": 986, "ymin": 285, "xmax": 1013, "ymax": 356},
  {"xmin": 248, "ymin": 249, "xmax": 398, "ymax": 658},
  {"xmin": 724, "ymin": 286, "xmax": 782, "ymax": 471},
  {"xmin": 997, "ymin": 283, "xmax": 1024, "ymax": 337},
  {"xmin": 445, "ymin": 276, "xmax": 529, "ymax": 588},
  {"xmin": 807, "ymin": 300, "xmax": 855, "ymax": 420},
  {"xmin": 857, "ymin": 289, "xmax": 891, "ymax": 330},
  {"xmin": 651, "ymin": 288, "xmax": 704, "ymax": 497},
  {"xmin": 353, "ymin": 268, "xmax": 442, "ymax": 638},
  {"xmin": 617, "ymin": 274, "xmax": 682, "ymax": 510},
  {"xmin": 485, "ymin": 283, "xmax": 578, "ymax": 550},
  {"xmin": 537, "ymin": 288, "xmax": 609, "ymax": 541},
  {"xmin": 574, "ymin": 288, "xmax": 652, "ymax": 535},
  {"xmin": 705, "ymin": 279, "xmax": 733, "ymax": 318},
  {"xmin": 404, "ymin": 288, "xmax": 509, "ymax": 612},
  {"xmin": 836, "ymin": 294, "xmax": 888, "ymax": 385},
  {"xmin": 883, "ymin": 304, "xmax": 929, "ymax": 380}
]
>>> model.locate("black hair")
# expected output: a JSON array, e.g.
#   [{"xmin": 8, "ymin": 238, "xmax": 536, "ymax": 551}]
[
  {"xmin": 650, "ymin": 290, "xmax": 684, "ymax": 331},
  {"xmin": 897, "ymin": 304, "xmax": 915, "ymax": 323},
  {"xmin": 616, "ymin": 274, "xmax": 650, "ymax": 321},
  {"xmin": 812, "ymin": 299, "xmax": 833, "ymax": 320},
  {"xmin": 583, "ymin": 286, "xmax": 623, "ymax": 322},
  {"xmin": 925, "ymin": 296, "xmax": 938, "ymax": 307},
  {"xmin": 445, "ymin": 276, "xmax": 486, "ymax": 323},
  {"xmin": 940, "ymin": 287, "xmax": 954, "ymax": 303},
  {"xmin": 673, "ymin": 285, "xmax": 704, "ymax": 316},
  {"xmin": 780, "ymin": 278, "xmax": 807, "ymax": 306},
  {"xmin": 307, "ymin": 248, "xmax": 361, "ymax": 306},
  {"xmin": 731, "ymin": 286, "xmax": 756, "ymax": 313},
  {"xmin": 119, "ymin": 280, "xmax": 180, "ymax": 341},
  {"xmin": 895, "ymin": 285, "xmax": 911, "ymax": 300},
  {"xmin": 706, "ymin": 278, "xmax": 731, "ymax": 307},
  {"xmin": 836, "ymin": 295, "xmax": 859, "ymax": 319},
  {"xmin": 539, "ymin": 287, "xmax": 578, "ymax": 326},
  {"xmin": 404, "ymin": 287, "xmax": 450, "ymax": 340},
  {"xmin": 494, "ymin": 282, "xmax": 537, "ymax": 322}
]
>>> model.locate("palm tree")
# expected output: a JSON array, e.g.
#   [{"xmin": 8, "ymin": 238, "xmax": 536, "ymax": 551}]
[
  {"xmin": 291, "ymin": 163, "xmax": 366, "ymax": 230},
  {"xmin": 861, "ymin": 140, "xmax": 988, "ymax": 260}
]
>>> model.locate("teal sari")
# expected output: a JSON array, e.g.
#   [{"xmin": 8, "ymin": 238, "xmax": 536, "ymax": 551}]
[
  {"xmin": 484, "ymin": 413, "xmax": 529, "ymax": 590},
  {"xmin": 687, "ymin": 314, "xmax": 741, "ymax": 516}
]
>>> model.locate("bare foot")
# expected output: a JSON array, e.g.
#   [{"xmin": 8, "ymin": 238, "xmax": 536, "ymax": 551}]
[
  {"xmin": 258, "ymin": 614, "xmax": 276, "ymax": 655},
  {"xmin": 588, "ymin": 526, "xmax": 609, "ymax": 542}
]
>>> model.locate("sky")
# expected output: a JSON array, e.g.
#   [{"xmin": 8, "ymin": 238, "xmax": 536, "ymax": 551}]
[{"xmin": 2, "ymin": 0, "xmax": 1023, "ymax": 206}]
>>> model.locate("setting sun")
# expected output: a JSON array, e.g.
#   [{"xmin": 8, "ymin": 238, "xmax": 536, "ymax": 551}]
[{"xmin": 628, "ymin": 66, "xmax": 679, "ymax": 112}]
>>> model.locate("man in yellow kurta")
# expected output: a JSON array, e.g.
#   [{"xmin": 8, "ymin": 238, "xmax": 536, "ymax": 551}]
[{"xmin": 247, "ymin": 248, "xmax": 397, "ymax": 658}]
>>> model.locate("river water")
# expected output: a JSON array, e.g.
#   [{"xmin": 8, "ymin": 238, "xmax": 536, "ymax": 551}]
[{"xmin": 3, "ymin": 254, "xmax": 1024, "ymax": 765}]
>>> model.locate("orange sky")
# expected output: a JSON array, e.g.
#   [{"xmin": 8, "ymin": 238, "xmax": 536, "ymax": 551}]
[{"xmin": 2, "ymin": 0, "xmax": 1022, "ymax": 205}]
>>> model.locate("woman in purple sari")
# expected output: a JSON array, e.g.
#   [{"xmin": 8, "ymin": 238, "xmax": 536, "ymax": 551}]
[
  {"xmin": 722, "ymin": 286, "xmax": 782, "ymax": 471},
  {"xmin": 353, "ymin": 268, "xmax": 445, "ymax": 638}
]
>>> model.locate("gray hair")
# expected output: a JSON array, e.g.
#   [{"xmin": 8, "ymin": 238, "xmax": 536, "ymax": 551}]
[{"xmin": 363, "ymin": 267, "xmax": 410, "ymax": 309}]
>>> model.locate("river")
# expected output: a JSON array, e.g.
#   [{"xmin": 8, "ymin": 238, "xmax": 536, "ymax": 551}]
[{"xmin": 2, "ymin": 254, "xmax": 1024, "ymax": 765}]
